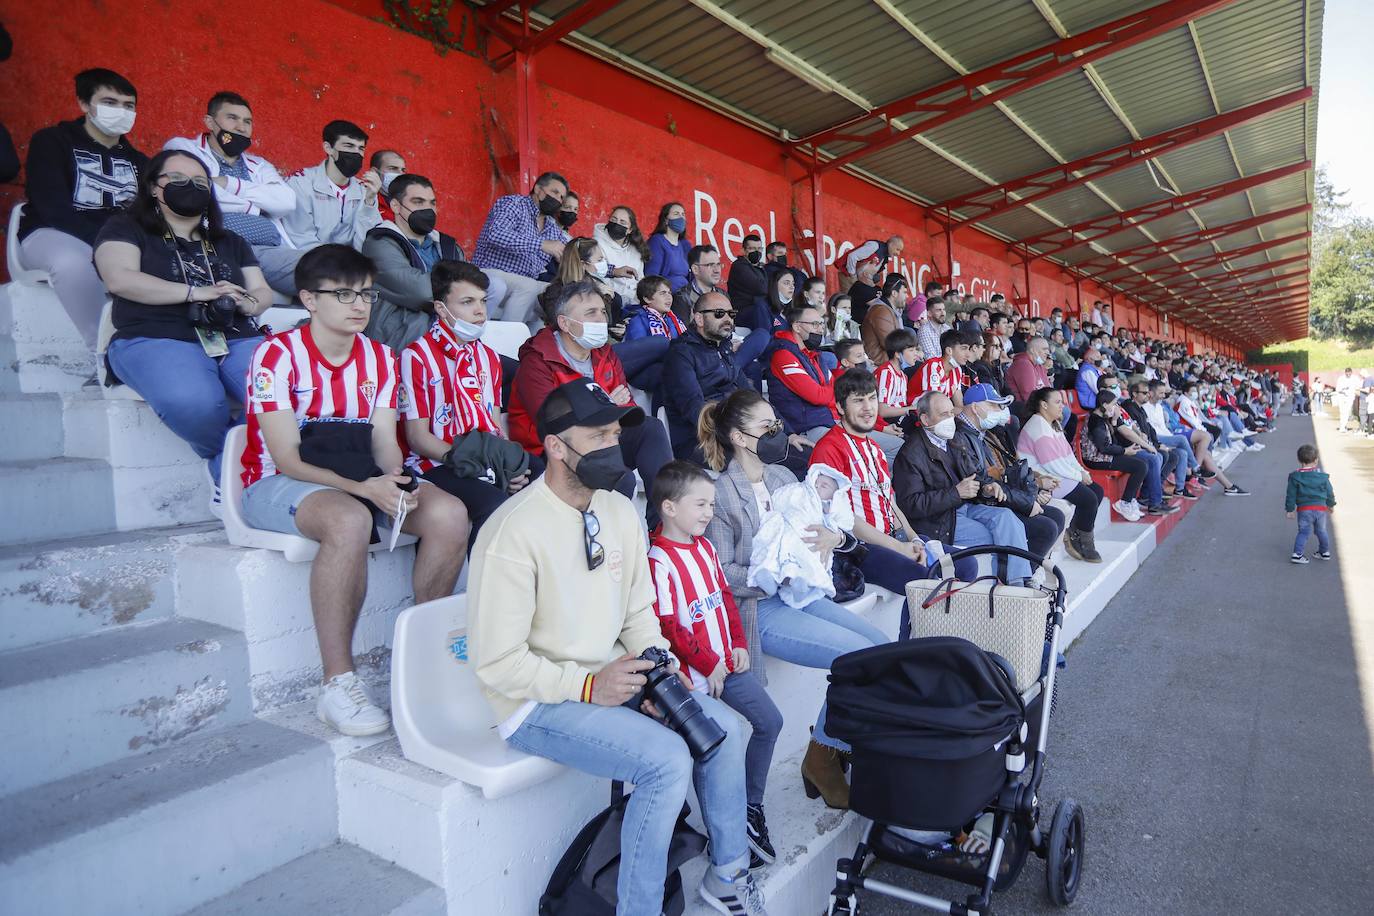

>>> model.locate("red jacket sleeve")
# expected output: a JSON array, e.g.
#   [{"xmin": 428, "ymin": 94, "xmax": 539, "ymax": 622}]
[
  {"xmin": 1007, "ymin": 358, "xmax": 1034, "ymax": 403},
  {"xmin": 771, "ymin": 349, "xmax": 837, "ymax": 409},
  {"xmin": 597, "ymin": 347, "xmax": 632, "ymax": 404},
  {"xmin": 513, "ymin": 346, "xmax": 559, "ymax": 429},
  {"xmin": 722, "ymin": 585, "xmax": 746, "ymax": 651}
]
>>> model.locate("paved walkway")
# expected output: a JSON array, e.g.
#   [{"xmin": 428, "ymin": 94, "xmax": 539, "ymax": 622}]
[{"xmin": 865, "ymin": 409, "xmax": 1374, "ymax": 914}]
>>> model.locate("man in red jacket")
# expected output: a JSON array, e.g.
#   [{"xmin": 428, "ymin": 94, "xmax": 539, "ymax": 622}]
[
  {"xmin": 508, "ymin": 280, "xmax": 671, "ymax": 521},
  {"xmin": 1006, "ymin": 335, "xmax": 1052, "ymax": 404}
]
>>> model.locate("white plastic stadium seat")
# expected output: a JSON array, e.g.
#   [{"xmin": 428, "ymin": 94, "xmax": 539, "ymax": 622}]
[
  {"xmin": 392, "ymin": 594, "xmax": 564, "ymax": 798},
  {"xmin": 6, "ymin": 203, "xmax": 53, "ymax": 287},
  {"xmin": 219, "ymin": 425, "xmax": 416, "ymax": 562},
  {"xmin": 95, "ymin": 301, "xmax": 143, "ymax": 398},
  {"xmin": 482, "ymin": 320, "xmax": 532, "ymax": 361}
]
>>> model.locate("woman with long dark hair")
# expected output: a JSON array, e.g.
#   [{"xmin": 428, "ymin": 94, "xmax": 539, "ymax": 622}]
[
  {"xmin": 593, "ymin": 204, "xmax": 648, "ymax": 304},
  {"xmin": 94, "ymin": 148, "xmax": 272, "ymax": 509},
  {"xmin": 699, "ymin": 389, "xmax": 888, "ymax": 812},
  {"xmin": 1018, "ymin": 387, "xmax": 1104, "ymax": 562},
  {"xmin": 645, "ymin": 200, "xmax": 690, "ymax": 292}
]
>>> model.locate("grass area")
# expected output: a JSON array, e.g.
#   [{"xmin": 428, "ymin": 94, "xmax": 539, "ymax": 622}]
[{"xmin": 1249, "ymin": 337, "xmax": 1374, "ymax": 373}]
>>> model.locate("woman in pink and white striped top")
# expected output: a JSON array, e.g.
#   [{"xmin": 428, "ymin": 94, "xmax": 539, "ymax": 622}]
[{"xmin": 1017, "ymin": 387, "xmax": 1104, "ymax": 563}]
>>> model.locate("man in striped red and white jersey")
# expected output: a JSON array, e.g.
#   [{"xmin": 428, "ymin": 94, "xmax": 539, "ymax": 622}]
[
  {"xmin": 908, "ymin": 327, "xmax": 975, "ymax": 410},
  {"xmin": 399, "ymin": 261, "xmax": 541, "ymax": 546},
  {"xmin": 811, "ymin": 369, "xmax": 978, "ymax": 638},
  {"xmin": 240, "ymin": 245, "xmax": 470, "ymax": 738}
]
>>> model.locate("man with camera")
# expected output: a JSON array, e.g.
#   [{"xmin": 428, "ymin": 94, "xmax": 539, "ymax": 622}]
[{"xmin": 471, "ymin": 380, "xmax": 766, "ymax": 916}]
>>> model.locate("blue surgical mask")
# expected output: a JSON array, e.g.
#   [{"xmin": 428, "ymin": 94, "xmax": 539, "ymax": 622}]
[{"xmin": 667, "ymin": 216, "xmax": 687, "ymax": 234}]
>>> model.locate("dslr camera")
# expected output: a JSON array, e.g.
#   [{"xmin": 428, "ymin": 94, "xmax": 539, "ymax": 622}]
[
  {"xmin": 189, "ymin": 294, "xmax": 239, "ymax": 331},
  {"xmin": 637, "ymin": 647, "xmax": 726, "ymax": 760}
]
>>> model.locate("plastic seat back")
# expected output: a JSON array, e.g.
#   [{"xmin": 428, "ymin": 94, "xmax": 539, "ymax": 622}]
[
  {"xmin": 391, "ymin": 595, "xmax": 565, "ymax": 798},
  {"xmin": 6, "ymin": 203, "xmax": 53, "ymax": 287},
  {"xmin": 483, "ymin": 320, "xmax": 532, "ymax": 361}
]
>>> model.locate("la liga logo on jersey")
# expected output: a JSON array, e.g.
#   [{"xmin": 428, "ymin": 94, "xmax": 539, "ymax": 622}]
[
  {"xmin": 252, "ymin": 369, "xmax": 274, "ymax": 402},
  {"xmin": 397, "ymin": 384, "xmax": 410, "ymax": 412}
]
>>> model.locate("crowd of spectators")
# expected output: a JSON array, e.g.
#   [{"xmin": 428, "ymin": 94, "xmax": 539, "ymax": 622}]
[{"xmin": 10, "ymin": 67, "xmax": 1287, "ymax": 916}]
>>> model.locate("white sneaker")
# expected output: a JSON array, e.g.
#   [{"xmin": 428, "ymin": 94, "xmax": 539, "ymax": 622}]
[
  {"xmin": 317, "ymin": 672, "xmax": 391, "ymax": 736},
  {"xmin": 1112, "ymin": 499, "xmax": 1142, "ymax": 521},
  {"xmin": 1246, "ymin": 443, "xmax": 1265, "ymax": 452},
  {"xmin": 206, "ymin": 464, "xmax": 223, "ymax": 520}
]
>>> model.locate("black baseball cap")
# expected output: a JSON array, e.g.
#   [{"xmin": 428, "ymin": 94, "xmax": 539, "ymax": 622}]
[{"xmin": 536, "ymin": 379, "xmax": 645, "ymax": 439}]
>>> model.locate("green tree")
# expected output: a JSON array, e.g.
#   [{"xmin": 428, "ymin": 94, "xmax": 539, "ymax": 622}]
[
  {"xmin": 1310, "ymin": 219, "xmax": 1374, "ymax": 341},
  {"xmin": 1314, "ymin": 165, "xmax": 1351, "ymax": 236}
]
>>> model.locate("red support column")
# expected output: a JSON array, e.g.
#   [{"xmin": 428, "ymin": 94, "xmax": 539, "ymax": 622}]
[
  {"xmin": 1023, "ymin": 254, "xmax": 1033, "ymax": 316},
  {"xmin": 810, "ymin": 163, "xmax": 825, "ymax": 288},
  {"xmin": 514, "ymin": 48, "xmax": 538, "ymax": 192},
  {"xmin": 944, "ymin": 209, "xmax": 955, "ymax": 287}
]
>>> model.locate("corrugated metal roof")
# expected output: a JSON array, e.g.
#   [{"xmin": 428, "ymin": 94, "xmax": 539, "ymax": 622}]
[{"xmin": 510, "ymin": 0, "xmax": 1323, "ymax": 344}]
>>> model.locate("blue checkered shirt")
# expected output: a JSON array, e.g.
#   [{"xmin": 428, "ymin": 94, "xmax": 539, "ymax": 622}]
[{"xmin": 472, "ymin": 194, "xmax": 563, "ymax": 278}]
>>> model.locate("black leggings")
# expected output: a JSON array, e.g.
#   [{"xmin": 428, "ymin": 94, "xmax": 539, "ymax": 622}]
[
  {"xmin": 1020, "ymin": 505, "xmax": 1065, "ymax": 566},
  {"xmin": 1085, "ymin": 454, "xmax": 1147, "ymax": 503},
  {"xmin": 1061, "ymin": 481, "xmax": 1104, "ymax": 532}
]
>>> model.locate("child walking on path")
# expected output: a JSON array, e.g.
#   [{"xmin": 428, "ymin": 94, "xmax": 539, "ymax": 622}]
[
  {"xmin": 648, "ymin": 460, "xmax": 784, "ymax": 870},
  {"xmin": 1286, "ymin": 444, "xmax": 1336, "ymax": 564}
]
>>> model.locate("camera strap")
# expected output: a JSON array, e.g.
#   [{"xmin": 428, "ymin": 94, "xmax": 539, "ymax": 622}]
[{"xmin": 167, "ymin": 232, "xmax": 234, "ymax": 357}]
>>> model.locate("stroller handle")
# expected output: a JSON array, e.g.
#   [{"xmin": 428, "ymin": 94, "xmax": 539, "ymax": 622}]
[{"xmin": 937, "ymin": 544, "xmax": 1066, "ymax": 606}]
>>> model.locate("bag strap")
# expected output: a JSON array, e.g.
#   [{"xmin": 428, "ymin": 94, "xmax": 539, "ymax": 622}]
[
  {"xmin": 938, "ymin": 551, "xmax": 1062, "ymax": 592},
  {"xmin": 918, "ymin": 574, "xmax": 1000, "ymax": 611}
]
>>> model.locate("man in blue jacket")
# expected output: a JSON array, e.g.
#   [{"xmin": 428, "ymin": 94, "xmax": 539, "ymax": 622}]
[
  {"xmin": 1076, "ymin": 345, "xmax": 1104, "ymax": 410},
  {"xmin": 661, "ymin": 291, "xmax": 810, "ymax": 474}
]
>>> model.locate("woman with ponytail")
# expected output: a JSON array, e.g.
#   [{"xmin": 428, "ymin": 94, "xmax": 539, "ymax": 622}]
[{"xmin": 699, "ymin": 390, "xmax": 889, "ymax": 813}]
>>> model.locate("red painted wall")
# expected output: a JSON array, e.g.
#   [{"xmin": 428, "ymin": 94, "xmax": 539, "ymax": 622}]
[{"xmin": 1, "ymin": 0, "xmax": 1226, "ymax": 347}]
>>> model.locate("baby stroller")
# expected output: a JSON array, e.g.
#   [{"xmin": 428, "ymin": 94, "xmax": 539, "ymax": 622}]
[{"xmin": 823, "ymin": 545, "xmax": 1083, "ymax": 915}]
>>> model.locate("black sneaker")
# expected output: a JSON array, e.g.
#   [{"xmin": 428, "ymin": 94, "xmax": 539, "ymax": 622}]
[
  {"xmin": 1147, "ymin": 503, "xmax": 1181, "ymax": 515},
  {"xmin": 1179, "ymin": 488, "xmax": 1200, "ymax": 500},
  {"xmin": 1223, "ymin": 484, "xmax": 1250, "ymax": 496},
  {"xmin": 1291, "ymin": 554, "xmax": 1310, "ymax": 565},
  {"xmin": 1317, "ymin": 551, "xmax": 1333, "ymax": 560},
  {"xmin": 746, "ymin": 804, "xmax": 776, "ymax": 865},
  {"xmin": 1199, "ymin": 469, "xmax": 1217, "ymax": 480}
]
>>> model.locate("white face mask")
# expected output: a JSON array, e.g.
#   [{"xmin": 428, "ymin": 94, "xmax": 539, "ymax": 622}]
[
  {"xmin": 927, "ymin": 416, "xmax": 957, "ymax": 440},
  {"xmin": 90, "ymin": 103, "xmax": 136, "ymax": 137},
  {"xmin": 592, "ymin": 258, "xmax": 609, "ymax": 278},
  {"xmin": 381, "ymin": 172, "xmax": 398, "ymax": 192},
  {"xmin": 570, "ymin": 319, "xmax": 609, "ymax": 350},
  {"xmin": 439, "ymin": 305, "xmax": 484, "ymax": 342}
]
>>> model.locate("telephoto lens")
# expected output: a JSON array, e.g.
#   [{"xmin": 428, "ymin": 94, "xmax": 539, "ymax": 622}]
[{"xmin": 638, "ymin": 647, "xmax": 726, "ymax": 760}]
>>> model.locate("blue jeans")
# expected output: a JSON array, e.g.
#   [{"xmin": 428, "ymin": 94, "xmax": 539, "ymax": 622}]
[
  {"xmin": 1294, "ymin": 510, "xmax": 1330, "ymax": 555},
  {"xmin": 957, "ymin": 503, "xmax": 1031, "ymax": 581},
  {"xmin": 1158, "ymin": 434, "xmax": 1197, "ymax": 488},
  {"xmin": 508, "ymin": 695, "xmax": 749, "ymax": 916},
  {"xmin": 1137, "ymin": 450, "xmax": 1165, "ymax": 506},
  {"xmin": 737, "ymin": 327, "xmax": 772, "ymax": 389},
  {"xmin": 755, "ymin": 594, "xmax": 887, "ymax": 751},
  {"xmin": 107, "ymin": 335, "xmax": 259, "ymax": 480},
  {"xmin": 612, "ymin": 336, "xmax": 671, "ymax": 398},
  {"xmin": 718, "ymin": 670, "xmax": 783, "ymax": 807},
  {"xmin": 1224, "ymin": 410, "xmax": 1256, "ymax": 446}
]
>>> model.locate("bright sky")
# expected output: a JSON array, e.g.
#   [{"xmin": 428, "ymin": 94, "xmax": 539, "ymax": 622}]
[{"xmin": 1316, "ymin": 0, "xmax": 1374, "ymax": 217}]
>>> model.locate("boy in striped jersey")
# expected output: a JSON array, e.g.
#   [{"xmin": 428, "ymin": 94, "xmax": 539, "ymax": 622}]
[
  {"xmin": 907, "ymin": 327, "xmax": 976, "ymax": 410},
  {"xmin": 399, "ymin": 259, "xmax": 541, "ymax": 546},
  {"xmin": 650, "ymin": 461, "xmax": 782, "ymax": 870},
  {"xmin": 874, "ymin": 327, "xmax": 920, "ymax": 425},
  {"xmin": 241, "ymin": 245, "xmax": 470, "ymax": 736}
]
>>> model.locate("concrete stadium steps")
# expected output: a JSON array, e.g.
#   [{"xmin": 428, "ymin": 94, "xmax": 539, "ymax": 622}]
[
  {"xmin": 0, "ymin": 617, "xmax": 253, "ymax": 795},
  {"xmin": 0, "ymin": 283, "xmax": 94, "ymax": 394},
  {"xmin": 0, "ymin": 523, "xmax": 220, "ymax": 653},
  {"xmin": 183, "ymin": 843, "xmax": 445, "ymax": 916},
  {"xmin": 0, "ymin": 719, "xmax": 336, "ymax": 916},
  {"xmin": 175, "ymin": 537, "xmax": 417, "ymax": 711}
]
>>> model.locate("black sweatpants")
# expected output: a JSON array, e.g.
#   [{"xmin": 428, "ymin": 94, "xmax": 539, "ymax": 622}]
[
  {"xmin": 1060, "ymin": 481, "xmax": 1104, "ymax": 531},
  {"xmin": 1085, "ymin": 454, "xmax": 1147, "ymax": 503}
]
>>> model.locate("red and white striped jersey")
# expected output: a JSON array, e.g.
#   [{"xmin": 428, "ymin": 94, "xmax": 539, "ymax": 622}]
[
  {"xmin": 874, "ymin": 360, "xmax": 909, "ymax": 410},
  {"xmin": 908, "ymin": 356, "xmax": 967, "ymax": 403},
  {"xmin": 399, "ymin": 320, "xmax": 504, "ymax": 472},
  {"xmin": 809, "ymin": 426, "xmax": 899, "ymax": 535},
  {"xmin": 241, "ymin": 326, "xmax": 398, "ymax": 489},
  {"xmin": 648, "ymin": 534, "xmax": 746, "ymax": 690}
]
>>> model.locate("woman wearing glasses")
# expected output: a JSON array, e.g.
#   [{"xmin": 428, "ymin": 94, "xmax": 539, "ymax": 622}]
[
  {"xmin": 699, "ymin": 389, "xmax": 888, "ymax": 811},
  {"xmin": 94, "ymin": 149, "xmax": 272, "ymax": 507}
]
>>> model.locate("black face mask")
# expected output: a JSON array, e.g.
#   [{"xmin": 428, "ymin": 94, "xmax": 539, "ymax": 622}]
[
  {"xmin": 213, "ymin": 128, "xmax": 252, "ymax": 159},
  {"xmin": 537, "ymin": 193, "xmax": 562, "ymax": 217},
  {"xmin": 746, "ymin": 250, "xmax": 762, "ymax": 265},
  {"xmin": 774, "ymin": 254, "xmax": 788, "ymax": 268},
  {"xmin": 333, "ymin": 151, "xmax": 363, "ymax": 179},
  {"xmin": 162, "ymin": 182, "xmax": 212, "ymax": 217},
  {"xmin": 605, "ymin": 222, "xmax": 629, "ymax": 242},
  {"xmin": 564, "ymin": 442, "xmax": 629, "ymax": 491},
  {"xmin": 404, "ymin": 207, "xmax": 437, "ymax": 236},
  {"xmin": 745, "ymin": 428, "xmax": 790, "ymax": 465},
  {"xmin": 557, "ymin": 210, "xmax": 578, "ymax": 229},
  {"xmin": 804, "ymin": 331, "xmax": 824, "ymax": 350}
]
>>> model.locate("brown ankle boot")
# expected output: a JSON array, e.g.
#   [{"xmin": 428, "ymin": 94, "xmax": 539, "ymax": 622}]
[{"xmin": 801, "ymin": 739, "xmax": 850, "ymax": 809}]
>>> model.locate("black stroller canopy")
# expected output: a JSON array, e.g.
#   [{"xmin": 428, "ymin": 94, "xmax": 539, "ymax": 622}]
[{"xmin": 826, "ymin": 637, "xmax": 1025, "ymax": 762}]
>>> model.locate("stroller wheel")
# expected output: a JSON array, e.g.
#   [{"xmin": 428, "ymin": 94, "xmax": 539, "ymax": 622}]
[
  {"xmin": 1044, "ymin": 799, "xmax": 1085, "ymax": 906},
  {"xmin": 827, "ymin": 892, "xmax": 859, "ymax": 915}
]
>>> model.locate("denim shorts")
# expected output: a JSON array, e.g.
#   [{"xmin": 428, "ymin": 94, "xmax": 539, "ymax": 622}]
[{"xmin": 242, "ymin": 474, "xmax": 336, "ymax": 536}]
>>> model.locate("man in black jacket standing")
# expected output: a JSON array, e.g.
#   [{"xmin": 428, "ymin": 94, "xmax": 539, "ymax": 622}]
[
  {"xmin": 20, "ymin": 68, "xmax": 147, "ymax": 353},
  {"xmin": 726, "ymin": 233, "xmax": 767, "ymax": 324}
]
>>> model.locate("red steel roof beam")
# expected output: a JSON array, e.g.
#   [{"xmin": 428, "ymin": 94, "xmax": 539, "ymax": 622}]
[
  {"xmin": 1120, "ymin": 254, "xmax": 1310, "ymax": 299},
  {"xmin": 938, "ymin": 88, "xmax": 1312, "ymax": 228},
  {"xmin": 1021, "ymin": 162, "xmax": 1311, "ymax": 258},
  {"xmin": 1085, "ymin": 208, "xmax": 1311, "ymax": 279},
  {"xmin": 798, "ymin": 0, "xmax": 1241, "ymax": 173},
  {"xmin": 1111, "ymin": 236, "xmax": 1310, "ymax": 290}
]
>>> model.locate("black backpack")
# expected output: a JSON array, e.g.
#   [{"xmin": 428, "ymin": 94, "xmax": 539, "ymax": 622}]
[{"xmin": 539, "ymin": 782, "xmax": 707, "ymax": 916}]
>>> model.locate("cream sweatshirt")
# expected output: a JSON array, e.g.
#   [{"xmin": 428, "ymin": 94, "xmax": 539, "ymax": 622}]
[{"xmin": 469, "ymin": 477, "xmax": 668, "ymax": 723}]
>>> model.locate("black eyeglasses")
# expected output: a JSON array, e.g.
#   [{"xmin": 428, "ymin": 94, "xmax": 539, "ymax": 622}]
[
  {"xmin": 581, "ymin": 509, "xmax": 605, "ymax": 571},
  {"xmin": 158, "ymin": 173, "xmax": 212, "ymax": 191},
  {"xmin": 696, "ymin": 308, "xmax": 737, "ymax": 320},
  {"xmin": 307, "ymin": 288, "xmax": 381, "ymax": 304}
]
